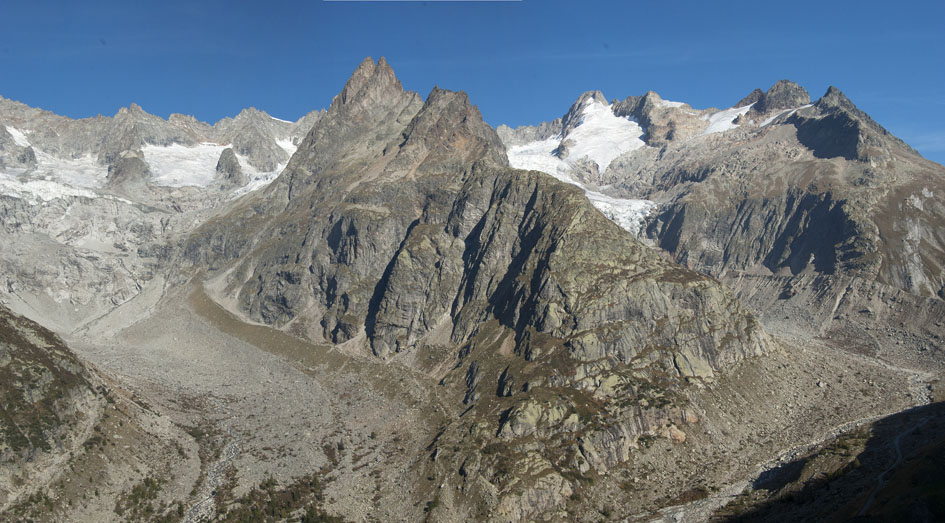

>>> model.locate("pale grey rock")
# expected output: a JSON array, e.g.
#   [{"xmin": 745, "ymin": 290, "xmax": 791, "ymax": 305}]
[
  {"xmin": 613, "ymin": 90, "xmax": 708, "ymax": 146},
  {"xmin": 105, "ymin": 150, "xmax": 151, "ymax": 188},
  {"xmin": 213, "ymin": 107, "xmax": 289, "ymax": 171}
]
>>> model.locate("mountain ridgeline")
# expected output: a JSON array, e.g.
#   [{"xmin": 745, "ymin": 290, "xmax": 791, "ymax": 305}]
[{"xmin": 0, "ymin": 57, "xmax": 941, "ymax": 521}]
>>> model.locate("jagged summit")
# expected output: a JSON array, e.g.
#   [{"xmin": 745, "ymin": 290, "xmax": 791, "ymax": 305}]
[
  {"xmin": 559, "ymin": 90, "xmax": 609, "ymax": 135},
  {"xmin": 785, "ymin": 85, "xmax": 918, "ymax": 161},
  {"xmin": 735, "ymin": 88, "xmax": 764, "ymax": 108},
  {"xmin": 334, "ymin": 56, "xmax": 406, "ymax": 110},
  {"xmin": 752, "ymin": 79, "xmax": 811, "ymax": 114},
  {"xmin": 276, "ymin": 57, "xmax": 423, "ymax": 199}
]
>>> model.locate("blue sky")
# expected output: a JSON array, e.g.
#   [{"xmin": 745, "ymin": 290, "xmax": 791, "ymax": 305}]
[{"xmin": 1, "ymin": 0, "xmax": 943, "ymax": 164}]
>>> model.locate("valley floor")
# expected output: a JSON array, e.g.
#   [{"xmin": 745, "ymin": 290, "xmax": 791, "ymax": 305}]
[{"xmin": 44, "ymin": 275, "xmax": 935, "ymax": 522}]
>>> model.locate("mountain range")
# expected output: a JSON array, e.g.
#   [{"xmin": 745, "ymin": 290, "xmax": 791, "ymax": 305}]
[{"xmin": 0, "ymin": 57, "xmax": 942, "ymax": 522}]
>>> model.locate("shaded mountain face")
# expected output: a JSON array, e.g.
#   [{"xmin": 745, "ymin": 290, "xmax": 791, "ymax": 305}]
[{"xmin": 184, "ymin": 57, "xmax": 766, "ymax": 370}]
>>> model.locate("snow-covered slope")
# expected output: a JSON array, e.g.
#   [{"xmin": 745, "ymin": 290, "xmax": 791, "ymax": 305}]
[
  {"xmin": 701, "ymin": 103, "xmax": 754, "ymax": 135},
  {"xmin": 506, "ymin": 98, "xmax": 655, "ymax": 236},
  {"xmin": 0, "ymin": 126, "xmax": 299, "ymax": 200}
]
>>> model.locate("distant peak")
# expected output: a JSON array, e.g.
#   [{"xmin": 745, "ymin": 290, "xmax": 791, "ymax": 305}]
[
  {"xmin": 641, "ymin": 90, "xmax": 663, "ymax": 102},
  {"xmin": 116, "ymin": 102, "xmax": 153, "ymax": 118},
  {"xmin": 235, "ymin": 107, "xmax": 268, "ymax": 120},
  {"xmin": 735, "ymin": 88, "xmax": 764, "ymax": 108},
  {"xmin": 335, "ymin": 56, "xmax": 405, "ymax": 109},
  {"xmin": 754, "ymin": 80, "xmax": 810, "ymax": 114},
  {"xmin": 816, "ymin": 86, "xmax": 855, "ymax": 110},
  {"xmin": 576, "ymin": 90, "xmax": 608, "ymax": 106},
  {"xmin": 560, "ymin": 91, "xmax": 608, "ymax": 134}
]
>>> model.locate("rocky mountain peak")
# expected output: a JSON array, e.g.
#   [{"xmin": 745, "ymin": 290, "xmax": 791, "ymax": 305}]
[
  {"xmin": 273, "ymin": 58, "xmax": 423, "ymax": 200},
  {"xmin": 814, "ymin": 85, "xmax": 859, "ymax": 114},
  {"xmin": 233, "ymin": 106, "xmax": 269, "ymax": 122},
  {"xmin": 784, "ymin": 85, "xmax": 917, "ymax": 161},
  {"xmin": 215, "ymin": 147, "xmax": 245, "ymax": 187},
  {"xmin": 116, "ymin": 102, "xmax": 151, "ymax": 118},
  {"xmin": 383, "ymin": 86, "xmax": 508, "ymax": 175},
  {"xmin": 735, "ymin": 88, "xmax": 764, "ymax": 108},
  {"xmin": 753, "ymin": 79, "xmax": 810, "ymax": 114},
  {"xmin": 334, "ymin": 56, "xmax": 405, "ymax": 110}
]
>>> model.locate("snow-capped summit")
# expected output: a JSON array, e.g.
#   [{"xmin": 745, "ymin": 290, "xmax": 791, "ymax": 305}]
[{"xmin": 504, "ymin": 93, "xmax": 653, "ymax": 236}]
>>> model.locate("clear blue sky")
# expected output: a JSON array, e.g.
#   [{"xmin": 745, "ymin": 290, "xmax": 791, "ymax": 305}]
[{"xmin": 1, "ymin": 0, "xmax": 943, "ymax": 164}]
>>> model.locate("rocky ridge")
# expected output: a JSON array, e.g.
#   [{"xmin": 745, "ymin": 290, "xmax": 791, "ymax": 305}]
[
  {"xmin": 0, "ymin": 58, "xmax": 940, "ymax": 522},
  {"xmin": 500, "ymin": 80, "xmax": 945, "ymax": 375},
  {"xmin": 173, "ymin": 57, "xmax": 776, "ymax": 518}
]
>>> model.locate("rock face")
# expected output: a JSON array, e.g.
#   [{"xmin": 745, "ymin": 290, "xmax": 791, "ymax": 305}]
[
  {"xmin": 500, "ymin": 79, "xmax": 945, "ymax": 380},
  {"xmin": 750, "ymin": 79, "xmax": 811, "ymax": 115},
  {"xmin": 613, "ymin": 91, "xmax": 707, "ymax": 146},
  {"xmin": 106, "ymin": 150, "xmax": 151, "ymax": 188},
  {"xmin": 181, "ymin": 58, "xmax": 770, "ymax": 519},
  {"xmin": 215, "ymin": 147, "xmax": 245, "ymax": 187}
]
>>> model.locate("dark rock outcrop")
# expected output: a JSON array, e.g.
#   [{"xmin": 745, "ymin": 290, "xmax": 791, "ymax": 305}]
[
  {"xmin": 215, "ymin": 147, "xmax": 245, "ymax": 187},
  {"xmin": 735, "ymin": 88, "xmax": 764, "ymax": 108},
  {"xmin": 752, "ymin": 79, "xmax": 810, "ymax": 114}
]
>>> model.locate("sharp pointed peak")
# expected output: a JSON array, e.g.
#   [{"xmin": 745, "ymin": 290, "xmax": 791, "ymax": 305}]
[
  {"xmin": 235, "ymin": 107, "xmax": 269, "ymax": 119},
  {"xmin": 817, "ymin": 85, "xmax": 853, "ymax": 107},
  {"xmin": 735, "ymin": 88, "xmax": 764, "ymax": 108},
  {"xmin": 573, "ymin": 90, "xmax": 608, "ymax": 107},
  {"xmin": 334, "ymin": 56, "xmax": 408, "ymax": 110}
]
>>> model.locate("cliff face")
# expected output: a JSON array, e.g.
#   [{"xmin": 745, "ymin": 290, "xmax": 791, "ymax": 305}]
[
  {"xmin": 177, "ymin": 58, "xmax": 771, "ymax": 518},
  {"xmin": 183, "ymin": 57, "xmax": 767, "ymax": 371}
]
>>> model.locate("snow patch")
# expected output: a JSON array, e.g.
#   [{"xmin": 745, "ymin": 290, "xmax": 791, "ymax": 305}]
[
  {"xmin": 276, "ymin": 138, "xmax": 298, "ymax": 157},
  {"xmin": 270, "ymin": 115, "xmax": 293, "ymax": 124},
  {"xmin": 5, "ymin": 126, "xmax": 31, "ymax": 147},
  {"xmin": 0, "ymin": 174, "xmax": 128, "ymax": 205},
  {"xmin": 30, "ymin": 150, "xmax": 108, "ymax": 188},
  {"xmin": 583, "ymin": 190, "xmax": 658, "ymax": 237},
  {"xmin": 658, "ymin": 100, "xmax": 686, "ymax": 108},
  {"xmin": 760, "ymin": 104, "xmax": 812, "ymax": 127},
  {"xmin": 701, "ymin": 103, "xmax": 753, "ymax": 135},
  {"xmin": 228, "ymin": 165, "xmax": 285, "ymax": 199}
]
